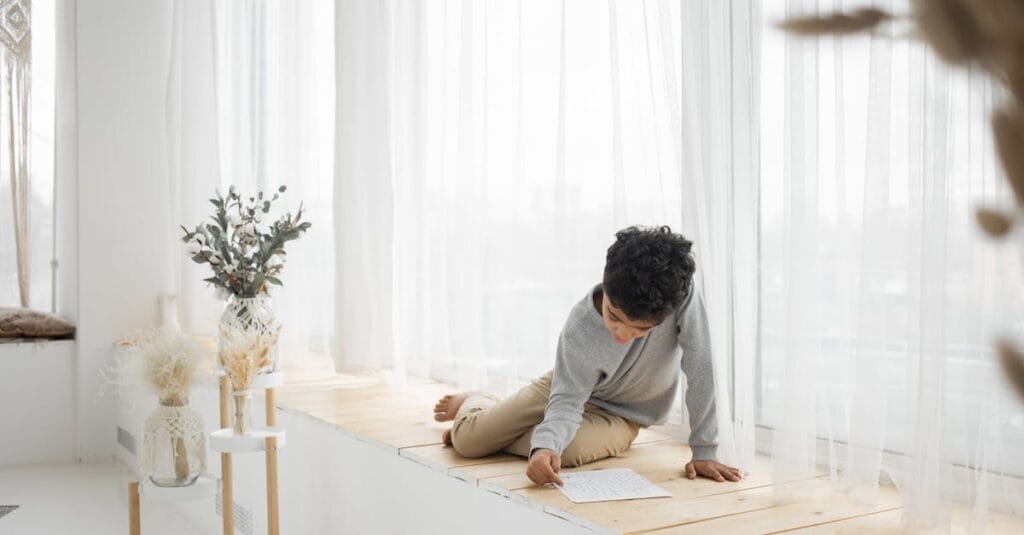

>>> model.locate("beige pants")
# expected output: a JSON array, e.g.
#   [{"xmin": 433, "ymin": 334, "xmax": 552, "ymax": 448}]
[{"xmin": 450, "ymin": 371, "xmax": 641, "ymax": 468}]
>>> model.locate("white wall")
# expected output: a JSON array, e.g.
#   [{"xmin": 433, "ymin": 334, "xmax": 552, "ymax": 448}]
[
  {"xmin": 0, "ymin": 340, "xmax": 76, "ymax": 466},
  {"xmin": 72, "ymin": 0, "xmax": 175, "ymax": 460}
]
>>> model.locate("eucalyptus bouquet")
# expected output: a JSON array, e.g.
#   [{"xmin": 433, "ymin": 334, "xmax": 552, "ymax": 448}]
[{"xmin": 181, "ymin": 186, "xmax": 311, "ymax": 299}]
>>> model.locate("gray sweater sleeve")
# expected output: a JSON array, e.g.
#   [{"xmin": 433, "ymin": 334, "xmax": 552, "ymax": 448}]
[
  {"xmin": 529, "ymin": 329, "xmax": 602, "ymax": 455},
  {"xmin": 677, "ymin": 287, "xmax": 719, "ymax": 461}
]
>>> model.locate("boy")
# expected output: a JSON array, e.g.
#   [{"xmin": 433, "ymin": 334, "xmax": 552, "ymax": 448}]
[{"xmin": 433, "ymin": 226, "xmax": 740, "ymax": 485}]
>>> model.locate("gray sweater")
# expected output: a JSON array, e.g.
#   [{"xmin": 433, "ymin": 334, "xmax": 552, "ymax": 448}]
[{"xmin": 530, "ymin": 283, "xmax": 719, "ymax": 461}]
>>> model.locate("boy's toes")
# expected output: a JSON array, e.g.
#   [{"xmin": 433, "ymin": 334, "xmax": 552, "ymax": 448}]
[
  {"xmin": 442, "ymin": 429, "xmax": 453, "ymax": 446},
  {"xmin": 431, "ymin": 392, "xmax": 471, "ymax": 422}
]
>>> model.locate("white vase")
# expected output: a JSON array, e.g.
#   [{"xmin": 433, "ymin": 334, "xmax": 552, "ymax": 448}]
[
  {"xmin": 219, "ymin": 294, "xmax": 280, "ymax": 375},
  {"xmin": 142, "ymin": 397, "xmax": 206, "ymax": 487},
  {"xmin": 158, "ymin": 293, "xmax": 182, "ymax": 331}
]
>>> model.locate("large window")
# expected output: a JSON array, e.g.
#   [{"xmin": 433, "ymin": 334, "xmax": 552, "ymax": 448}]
[
  {"xmin": 379, "ymin": 1, "xmax": 687, "ymax": 387},
  {"xmin": 756, "ymin": 0, "xmax": 1024, "ymax": 477}
]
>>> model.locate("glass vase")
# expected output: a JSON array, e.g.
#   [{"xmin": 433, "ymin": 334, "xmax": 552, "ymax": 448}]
[
  {"xmin": 232, "ymin": 390, "xmax": 254, "ymax": 436},
  {"xmin": 219, "ymin": 294, "xmax": 280, "ymax": 375},
  {"xmin": 142, "ymin": 396, "xmax": 206, "ymax": 487}
]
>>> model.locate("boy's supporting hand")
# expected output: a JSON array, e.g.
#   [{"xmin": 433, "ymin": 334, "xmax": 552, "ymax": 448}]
[
  {"xmin": 527, "ymin": 448, "xmax": 564, "ymax": 486},
  {"xmin": 685, "ymin": 460, "xmax": 742, "ymax": 482}
]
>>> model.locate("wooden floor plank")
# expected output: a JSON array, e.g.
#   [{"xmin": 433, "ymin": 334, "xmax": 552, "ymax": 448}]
[
  {"xmin": 786, "ymin": 505, "xmax": 1024, "ymax": 535},
  {"xmin": 648, "ymin": 484, "xmax": 903, "ymax": 534},
  {"xmin": 481, "ymin": 443, "xmax": 776, "ymax": 497},
  {"xmin": 502, "ymin": 455, "xmax": 779, "ymax": 526},
  {"xmin": 449, "ymin": 457, "xmax": 529, "ymax": 483},
  {"xmin": 449, "ymin": 439, "xmax": 675, "ymax": 484},
  {"xmin": 633, "ymin": 428, "xmax": 673, "ymax": 445},
  {"xmin": 572, "ymin": 476, "xmax": 835, "ymax": 534},
  {"xmin": 278, "ymin": 382, "xmax": 448, "ymax": 409},
  {"xmin": 479, "ymin": 440, "xmax": 696, "ymax": 495},
  {"xmin": 348, "ymin": 420, "xmax": 447, "ymax": 448},
  {"xmin": 782, "ymin": 508, "xmax": 905, "ymax": 534},
  {"xmin": 400, "ymin": 444, "xmax": 519, "ymax": 472}
]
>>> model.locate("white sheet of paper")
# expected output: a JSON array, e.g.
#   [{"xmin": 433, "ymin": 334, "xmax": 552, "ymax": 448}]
[{"xmin": 556, "ymin": 468, "xmax": 672, "ymax": 503}]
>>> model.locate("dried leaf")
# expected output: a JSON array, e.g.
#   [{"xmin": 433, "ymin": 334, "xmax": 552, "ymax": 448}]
[
  {"xmin": 914, "ymin": 0, "xmax": 986, "ymax": 64},
  {"xmin": 962, "ymin": 1, "xmax": 1024, "ymax": 99},
  {"xmin": 1009, "ymin": 61, "xmax": 1024, "ymax": 103},
  {"xmin": 975, "ymin": 207, "xmax": 1014, "ymax": 237},
  {"xmin": 993, "ymin": 106, "xmax": 1024, "ymax": 205},
  {"xmin": 779, "ymin": 8, "xmax": 891, "ymax": 36},
  {"xmin": 966, "ymin": 0, "xmax": 1024, "ymax": 48},
  {"xmin": 997, "ymin": 339, "xmax": 1024, "ymax": 402}
]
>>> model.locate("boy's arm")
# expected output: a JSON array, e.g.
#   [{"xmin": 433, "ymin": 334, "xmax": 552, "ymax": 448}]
[
  {"xmin": 677, "ymin": 286, "xmax": 719, "ymax": 461},
  {"xmin": 530, "ymin": 330, "xmax": 602, "ymax": 455}
]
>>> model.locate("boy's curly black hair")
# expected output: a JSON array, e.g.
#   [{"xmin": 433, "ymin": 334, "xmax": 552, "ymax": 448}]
[{"xmin": 602, "ymin": 225, "xmax": 696, "ymax": 323}]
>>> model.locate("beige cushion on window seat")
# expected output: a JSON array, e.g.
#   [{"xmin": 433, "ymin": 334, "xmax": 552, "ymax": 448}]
[{"xmin": 0, "ymin": 308, "xmax": 76, "ymax": 339}]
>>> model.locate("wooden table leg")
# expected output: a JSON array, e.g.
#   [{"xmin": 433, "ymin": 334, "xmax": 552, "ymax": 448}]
[
  {"xmin": 220, "ymin": 376, "xmax": 234, "ymax": 535},
  {"xmin": 266, "ymin": 388, "xmax": 276, "ymax": 427},
  {"xmin": 128, "ymin": 481, "xmax": 140, "ymax": 535},
  {"xmin": 266, "ymin": 436, "xmax": 280, "ymax": 535}
]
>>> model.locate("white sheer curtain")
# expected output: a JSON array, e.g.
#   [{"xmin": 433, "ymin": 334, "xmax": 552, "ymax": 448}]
[
  {"xmin": 168, "ymin": 0, "xmax": 335, "ymax": 360},
  {"xmin": 758, "ymin": 0, "xmax": 1024, "ymax": 526},
  {"xmin": 330, "ymin": 0, "xmax": 755, "ymax": 473},
  {"xmin": 334, "ymin": 0, "xmax": 704, "ymax": 393},
  {"xmin": 678, "ymin": 0, "xmax": 760, "ymax": 472}
]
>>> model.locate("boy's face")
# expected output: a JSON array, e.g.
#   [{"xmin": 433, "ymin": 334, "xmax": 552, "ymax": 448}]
[{"xmin": 601, "ymin": 294, "xmax": 659, "ymax": 344}]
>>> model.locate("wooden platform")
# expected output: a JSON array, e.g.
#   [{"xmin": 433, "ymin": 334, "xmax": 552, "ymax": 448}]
[{"xmin": 276, "ymin": 359, "xmax": 1023, "ymax": 534}]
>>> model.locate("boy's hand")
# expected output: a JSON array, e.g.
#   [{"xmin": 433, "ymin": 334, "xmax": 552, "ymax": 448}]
[
  {"xmin": 527, "ymin": 448, "xmax": 564, "ymax": 486},
  {"xmin": 685, "ymin": 460, "xmax": 742, "ymax": 482}
]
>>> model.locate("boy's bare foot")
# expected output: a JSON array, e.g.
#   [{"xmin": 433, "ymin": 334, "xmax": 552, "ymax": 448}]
[
  {"xmin": 433, "ymin": 392, "xmax": 473, "ymax": 422},
  {"xmin": 442, "ymin": 428, "xmax": 453, "ymax": 446}
]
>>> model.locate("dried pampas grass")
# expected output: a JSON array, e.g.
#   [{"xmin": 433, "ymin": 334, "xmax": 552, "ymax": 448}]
[
  {"xmin": 107, "ymin": 328, "xmax": 208, "ymax": 406},
  {"xmin": 219, "ymin": 328, "xmax": 279, "ymax": 391},
  {"xmin": 966, "ymin": 0, "xmax": 1024, "ymax": 48},
  {"xmin": 993, "ymin": 105, "xmax": 1024, "ymax": 205},
  {"xmin": 997, "ymin": 339, "xmax": 1024, "ymax": 402},
  {"xmin": 914, "ymin": 0, "xmax": 987, "ymax": 64},
  {"xmin": 777, "ymin": 8, "xmax": 890, "ymax": 36},
  {"xmin": 975, "ymin": 207, "xmax": 1015, "ymax": 237}
]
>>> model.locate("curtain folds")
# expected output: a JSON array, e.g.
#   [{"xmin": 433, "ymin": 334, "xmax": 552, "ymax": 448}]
[
  {"xmin": 165, "ymin": 0, "xmax": 220, "ymax": 330},
  {"xmin": 678, "ymin": 0, "xmax": 760, "ymax": 472},
  {"xmin": 760, "ymin": 0, "xmax": 1024, "ymax": 526},
  {"xmin": 334, "ymin": 0, "xmax": 395, "ymax": 373}
]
